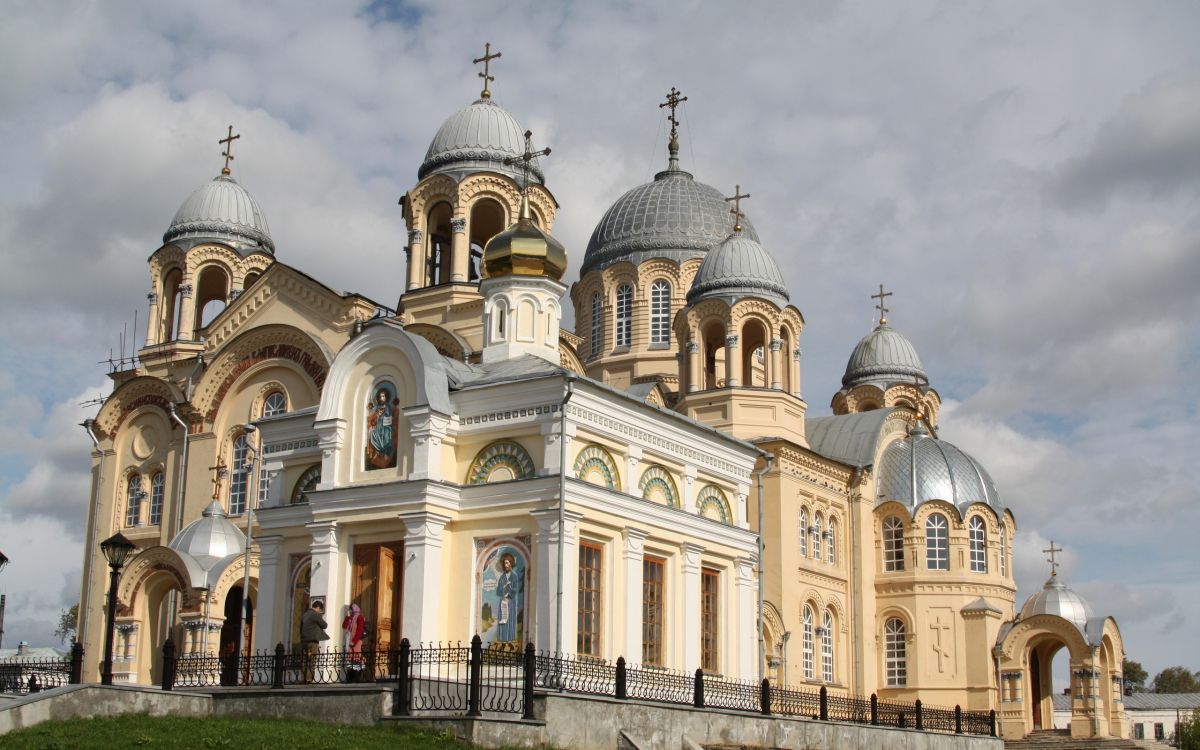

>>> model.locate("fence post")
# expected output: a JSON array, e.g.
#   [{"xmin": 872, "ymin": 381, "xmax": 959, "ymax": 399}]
[
  {"xmin": 69, "ymin": 641, "xmax": 84, "ymax": 685},
  {"xmin": 989, "ymin": 709, "xmax": 997, "ymax": 737},
  {"xmin": 272, "ymin": 643, "xmax": 285, "ymax": 689},
  {"xmin": 954, "ymin": 705, "xmax": 963, "ymax": 734},
  {"xmin": 467, "ymin": 634, "xmax": 482, "ymax": 717},
  {"xmin": 915, "ymin": 699, "xmax": 923, "ymax": 730},
  {"xmin": 161, "ymin": 638, "xmax": 176, "ymax": 692},
  {"xmin": 394, "ymin": 638, "xmax": 411, "ymax": 717},
  {"xmin": 870, "ymin": 693, "xmax": 879, "ymax": 725},
  {"xmin": 522, "ymin": 642, "xmax": 536, "ymax": 720},
  {"xmin": 819, "ymin": 685, "xmax": 828, "ymax": 721},
  {"xmin": 693, "ymin": 668, "xmax": 704, "ymax": 708},
  {"xmin": 760, "ymin": 678, "xmax": 771, "ymax": 715},
  {"xmin": 615, "ymin": 656, "xmax": 627, "ymax": 700}
]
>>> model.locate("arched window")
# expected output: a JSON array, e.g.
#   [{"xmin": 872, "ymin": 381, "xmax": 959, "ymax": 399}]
[
  {"xmin": 262, "ymin": 391, "xmax": 287, "ymax": 417},
  {"xmin": 149, "ymin": 472, "xmax": 165, "ymax": 526},
  {"xmin": 1000, "ymin": 524, "xmax": 1008, "ymax": 577},
  {"xmin": 590, "ymin": 293, "xmax": 602, "ymax": 357},
  {"xmin": 926, "ymin": 513, "xmax": 948, "ymax": 570},
  {"xmin": 813, "ymin": 512, "xmax": 824, "ymax": 562},
  {"xmin": 969, "ymin": 516, "xmax": 987, "ymax": 573},
  {"xmin": 885, "ymin": 618, "xmax": 907, "ymax": 686},
  {"xmin": 799, "ymin": 509, "xmax": 809, "ymax": 557},
  {"xmin": 650, "ymin": 280, "xmax": 670, "ymax": 345},
  {"xmin": 821, "ymin": 609, "xmax": 834, "ymax": 682},
  {"xmin": 125, "ymin": 474, "xmax": 143, "ymax": 527},
  {"xmin": 883, "ymin": 516, "xmax": 905, "ymax": 572},
  {"xmin": 229, "ymin": 433, "xmax": 250, "ymax": 515},
  {"xmin": 827, "ymin": 518, "xmax": 837, "ymax": 565},
  {"xmin": 802, "ymin": 605, "xmax": 814, "ymax": 680},
  {"xmin": 615, "ymin": 284, "xmax": 632, "ymax": 348}
]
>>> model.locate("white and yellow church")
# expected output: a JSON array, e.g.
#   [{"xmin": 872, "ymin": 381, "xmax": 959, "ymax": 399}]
[{"xmin": 76, "ymin": 53, "xmax": 1128, "ymax": 740}]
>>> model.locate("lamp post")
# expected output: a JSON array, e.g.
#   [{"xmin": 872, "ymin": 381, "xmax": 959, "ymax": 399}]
[
  {"xmin": 237, "ymin": 424, "xmax": 260, "ymax": 670},
  {"xmin": 0, "ymin": 550, "xmax": 9, "ymax": 650},
  {"xmin": 99, "ymin": 532, "xmax": 136, "ymax": 686}
]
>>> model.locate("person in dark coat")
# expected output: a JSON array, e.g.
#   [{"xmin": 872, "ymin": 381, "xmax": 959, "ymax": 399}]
[{"xmin": 300, "ymin": 600, "xmax": 329, "ymax": 683}]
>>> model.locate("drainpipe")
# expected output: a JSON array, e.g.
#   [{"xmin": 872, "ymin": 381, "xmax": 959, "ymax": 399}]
[
  {"xmin": 849, "ymin": 464, "xmax": 865, "ymax": 693},
  {"xmin": 79, "ymin": 419, "xmax": 105, "ymax": 653},
  {"xmin": 555, "ymin": 376, "xmax": 575, "ymax": 657},
  {"xmin": 755, "ymin": 452, "xmax": 773, "ymax": 683}
]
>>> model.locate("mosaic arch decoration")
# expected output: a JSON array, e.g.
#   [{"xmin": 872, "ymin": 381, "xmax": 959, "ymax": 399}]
[
  {"xmin": 638, "ymin": 465, "xmax": 680, "ymax": 507},
  {"xmin": 467, "ymin": 441, "xmax": 536, "ymax": 484},
  {"xmin": 574, "ymin": 444, "xmax": 620, "ymax": 490},
  {"xmin": 696, "ymin": 484, "xmax": 732, "ymax": 524},
  {"xmin": 364, "ymin": 380, "xmax": 399, "ymax": 471},
  {"xmin": 475, "ymin": 536, "xmax": 531, "ymax": 647},
  {"xmin": 291, "ymin": 465, "xmax": 321, "ymax": 504}
]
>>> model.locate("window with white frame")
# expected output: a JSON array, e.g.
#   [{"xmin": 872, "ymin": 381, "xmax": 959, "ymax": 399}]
[
  {"xmin": 149, "ymin": 472, "xmax": 164, "ymax": 526},
  {"xmin": 813, "ymin": 512, "xmax": 824, "ymax": 561},
  {"xmin": 125, "ymin": 474, "xmax": 143, "ymax": 527},
  {"xmin": 590, "ymin": 293, "xmax": 602, "ymax": 357},
  {"xmin": 885, "ymin": 618, "xmax": 907, "ymax": 686},
  {"xmin": 615, "ymin": 284, "xmax": 632, "ymax": 348},
  {"xmin": 827, "ymin": 518, "xmax": 836, "ymax": 565},
  {"xmin": 799, "ymin": 509, "xmax": 809, "ymax": 557},
  {"xmin": 883, "ymin": 516, "xmax": 905, "ymax": 571},
  {"xmin": 650, "ymin": 280, "xmax": 670, "ymax": 345},
  {"xmin": 969, "ymin": 516, "xmax": 987, "ymax": 573},
  {"xmin": 263, "ymin": 391, "xmax": 287, "ymax": 417},
  {"xmin": 802, "ymin": 605, "xmax": 815, "ymax": 680},
  {"xmin": 926, "ymin": 513, "xmax": 949, "ymax": 570},
  {"xmin": 821, "ymin": 609, "xmax": 834, "ymax": 682},
  {"xmin": 229, "ymin": 433, "xmax": 250, "ymax": 515}
]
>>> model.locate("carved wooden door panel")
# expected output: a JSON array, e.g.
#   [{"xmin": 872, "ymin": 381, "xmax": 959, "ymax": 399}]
[{"xmin": 375, "ymin": 545, "xmax": 396, "ymax": 652}]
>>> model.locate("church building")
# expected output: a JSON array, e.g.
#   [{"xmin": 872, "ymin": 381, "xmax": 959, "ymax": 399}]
[{"xmin": 75, "ymin": 49, "xmax": 1127, "ymax": 740}]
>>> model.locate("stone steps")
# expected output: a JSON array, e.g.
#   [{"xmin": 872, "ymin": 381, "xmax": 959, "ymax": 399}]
[{"xmin": 1004, "ymin": 729, "xmax": 1161, "ymax": 750}]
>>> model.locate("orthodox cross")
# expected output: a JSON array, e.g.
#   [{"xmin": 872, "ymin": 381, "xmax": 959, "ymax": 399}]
[
  {"xmin": 1043, "ymin": 541, "xmax": 1063, "ymax": 576},
  {"xmin": 871, "ymin": 284, "xmax": 892, "ymax": 326},
  {"xmin": 725, "ymin": 184, "xmax": 750, "ymax": 233},
  {"xmin": 474, "ymin": 42, "xmax": 502, "ymax": 99},
  {"xmin": 503, "ymin": 129, "xmax": 551, "ymax": 194},
  {"xmin": 929, "ymin": 615, "xmax": 952, "ymax": 673},
  {"xmin": 659, "ymin": 86, "xmax": 688, "ymax": 141},
  {"xmin": 219, "ymin": 125, "xmax": 240, "ymax": 176},
  {"xmin": 209, "ymin": 461, "xmax": 229, "ymax": 500}
]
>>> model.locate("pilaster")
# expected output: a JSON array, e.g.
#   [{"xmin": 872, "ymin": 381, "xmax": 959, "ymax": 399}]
[
  {"xmin": 735, "ymin": 556, "xmax": 757, "ymax": 680},
  {"xmin": 252, "ymin": 535, "xmax": 285, "ymax": 650},
  {"xmin": 404, "ymin": 407, "xmax": 450, "ymax": 481},
  {"xmin": 306, "ymin": 520, "xmax": 340, "ymax": 641},
  {"xmin": 531, "ymin": 508, "xmax": 583, "ymax": 653},
  {"xmin": 621, "ymin": 528, "xmax": 649, "ymax": 663},
  {"xmin": 680, "ymin": 542, "xmax": 704, "ymax": 671},
  {"xmin": 398, "ymin": 511, "xmax": 450, "ymax": 645}
]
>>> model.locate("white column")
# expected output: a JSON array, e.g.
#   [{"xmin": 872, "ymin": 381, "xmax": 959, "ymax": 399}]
[
  {"xmin": 406, "ymin": 229, "xmax": 424, "ymax": 290},
  {"xmin": 252, "ymin": 535, "xmax": 284, "ymax": 650},
  {"xmin": 680, "ymin": 542, "xmax": 704, "ymax": 671},
  {"xmin": 539, "ymin": 416, "xmax": 575, "ymax": 477},
  {"xmin": 404, "ymin": 407, "xmax": 450, "ymax": 481},
  {"xmin": 622, "ymin": 528, "xmax": 648, "ymax": 663},
  {"xmin": 682, "ymin": 465, "xmax": 698, "ymax": 513},
  {"xmin": 313, "ymin": 418, "xmax": 346, "ymax": 487},
  {"xmin": 735, "ymin": 556, "xmax": 758, "ymax": 680},
  {"xmin": 306, "ymin": 520, "xmax": 340, "ymax": 649},
  {"xmin": 531, "ymin": 508, "xmax": 583, "ymax": 653},
  {"xmin": 623, "ymin": 446, "xmax": 642, "ymax": 496},
  {"xmin": 736, "ymin": 484, "xmax": 750, "ymax": 529},
  {"xmin": 398, "ymin": 511, "xmax": 450, "ymax": 645}
]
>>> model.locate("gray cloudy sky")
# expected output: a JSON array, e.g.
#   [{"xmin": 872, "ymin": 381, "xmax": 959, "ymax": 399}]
[{"xmin": 1, "ymin": 1, "xmax": 1198, "ymax": 678}]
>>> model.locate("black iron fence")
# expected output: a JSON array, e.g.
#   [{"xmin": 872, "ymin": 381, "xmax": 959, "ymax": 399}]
[
  {"xmin": 158, "ymin": 635, "xmax": 995, "ymax": 737},
  {"xmin": 0, "ymin": 643, "xmax": 83, "ymax": 695}
]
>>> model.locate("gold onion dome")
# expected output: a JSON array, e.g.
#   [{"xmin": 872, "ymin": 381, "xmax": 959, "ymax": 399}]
[{"xmin": 482, "ymin": 196, "xmax": 567, "ymax": 281}]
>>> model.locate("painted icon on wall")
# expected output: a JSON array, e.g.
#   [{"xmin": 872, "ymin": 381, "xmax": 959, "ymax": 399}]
[
  {"xmin": 476, "ymin": 536, "xmax": 530, "ymax": 646},
  {"xmin": 365, "ymin": 381, "xmax": 398, "ymax": 470}
]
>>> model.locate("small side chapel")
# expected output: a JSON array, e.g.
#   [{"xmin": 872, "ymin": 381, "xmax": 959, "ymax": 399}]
[{"xmin": 76, "ymin": 46, "xmax": 1126, "ymax": 741}]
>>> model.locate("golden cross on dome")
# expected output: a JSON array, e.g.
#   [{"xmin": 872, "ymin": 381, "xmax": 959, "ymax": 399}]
[
  {"xmin": 503, "ymin": 129, "xmax": 551, "ymax": 194},
  {"xmin": 209, "ymin": 461, "xmax": 229, "ymax": 500},
  {"xmin": 871, "ymin": 284, "xmax": 893, "ymax": 325},
  {"xmin": 474, "ymin": 42, "xmax": 502, "ymax": 99},
  {"xmin": 659, "ymin": 86, "xmax": 688, "ymax": 140},
  {"xmin": 725, "ymin": 184, "xmax": 750, "ymax": 233},
  {"xmin": 218, "ymin": 125, "xmax": 240, "ymax": 176},
  {"xmin": 1043, "ymin": 541, "xmax": 1063, "ymax": 576}
]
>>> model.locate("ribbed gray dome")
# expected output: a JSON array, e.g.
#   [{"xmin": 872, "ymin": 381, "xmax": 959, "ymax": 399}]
[
  {"xmin": 687, "ymin": 233, "xmax": 789, "ymax": 306},
  {"xmin": 419, "ymin": 98, "xmax": 542, "ymax": 183},
  {"xmin": 169, "ymin": 500, "xmax": 246, "ymax": 570},
  {"xmin": 877, "ymin": 425, "xmax": 1001, "ymax": 510},
  {"xmin": 582, "ymin": 169, "xmax": 758, "ymax": 275},
  {"xmin": 842, "ymin": 324, "xmax": 927, "ymax": 389},
  {"xmin": 163, "ymin": 174, "xmax": 274, "ymax": 253},
  {"xmin": 1020, "ymin": 575, "xmax": 1093, "ymax": 633}
]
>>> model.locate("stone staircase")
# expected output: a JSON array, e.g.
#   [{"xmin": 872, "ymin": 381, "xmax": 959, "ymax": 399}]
[{"xmin": 1004, "ymin": 729, "xmax": 1164, "ymax": 750}]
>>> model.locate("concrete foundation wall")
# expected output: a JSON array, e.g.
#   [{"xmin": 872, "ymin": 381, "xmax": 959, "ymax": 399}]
[
  {"xmin": 0, "ymin": 685, "xmax": 211, "ymax": 735},
  {"xmin": 210, "ymin": 685, "xmax": 392, "ymax": 726}
]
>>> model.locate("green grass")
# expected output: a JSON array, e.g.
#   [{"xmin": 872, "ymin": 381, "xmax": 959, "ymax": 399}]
[{"xmin": 2, "ymin": 715, "xmax": 485, "ymax": 750}]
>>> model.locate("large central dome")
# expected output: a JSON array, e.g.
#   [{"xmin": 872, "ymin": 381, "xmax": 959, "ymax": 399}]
[
  {"xmin": 582, "ymin": 167, "xmax": 758, "ymax": 275},
  {"xmin": 877, "ymin": 424, "xmax": 1001, "ymax": 511},
  {"xmin": 419, "ymin": 98, "xmax": 543, "ymax": 184}
]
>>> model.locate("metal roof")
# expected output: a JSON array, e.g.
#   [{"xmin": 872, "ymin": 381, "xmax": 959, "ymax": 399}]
[
  {"xmin": 877, "ymin": 424, "xmax": 1002, "ymax": 511},
  {"xmin": 805, "ymin": 408, "xmax": 897, "ymax": 467},
  {"xmin": 163, "ymin": 174, "xmax": 274, "ymax": 254},
  {"xmin": 687, "ymin": 233, "xmax": 789, "ymax": 307},
  {"xmin": 842, "ymin": 323, "xmax": 927, "ymax": 390},
  {"xmin": 168, "ymin": 500, "xmax": 247, "ymax": 571},
  {"xmin": 419, "ymin": 98, "xmax": 541, "ymax": 184},
  {"xmin": 1019, "ymin": 574, "xmax": 1093, "ymax": 634}
]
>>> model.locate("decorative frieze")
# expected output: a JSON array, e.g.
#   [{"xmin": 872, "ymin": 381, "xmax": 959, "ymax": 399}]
[{"xmin": 462, "ymin": 402, "xmax": 561, "ymax": 427}]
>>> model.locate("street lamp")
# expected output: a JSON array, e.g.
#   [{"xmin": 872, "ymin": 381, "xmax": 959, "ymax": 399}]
[
  {"xmin": 99, "ymin": 532, "xmax": 136, "ymax": 686},
  {"xmin": 237, "ymin": 424, "xmax": 260, "ymax": 671},
  {"xmin": 0, "ymin": 550, "xmax": 8, "ymax": 650}
]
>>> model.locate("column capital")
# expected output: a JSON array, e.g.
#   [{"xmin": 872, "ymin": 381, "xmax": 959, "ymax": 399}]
[
  {"xmin": 734, "ymin": 556, "xmax": 757, "ymax": 584},
  {"xmin": 622, "ymin": 527, "xmax": 649, "ymax": 556},
  {"xmin": 306, "ymin": 520, "xmax": 339, "ymax": 551},
  {"xmin": 725, "ymin": 334, "xmax": 739, "ymax": 348},
  {"xmin": 530, "ymin": 508, "xmax": 583, "ymax": 542},
  {"xmin": 450, "ymin": 217, "xmax": 466, "ymax": 233},
  {"xmin": 399, "ymin": 510, "xmax": 452, "ymax": 546},
  {"xmin": 256, "ymin": 534, "xmax": 285, "ymax": 554},
  {"xmin": 680, "ymin": 542, "xmax": 705, "ymax": 571},
  {"xmin": 408, "ymin": 228, "xmax": 423, "ymax": 245}
]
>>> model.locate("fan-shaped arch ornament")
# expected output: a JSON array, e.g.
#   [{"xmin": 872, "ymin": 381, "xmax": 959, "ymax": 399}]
[
  {"xmin": 638, "ymin": 465, "xmax": 679, "ymax": 507},
  {"xmin": 467, "ymin": 441, "xmax": 536, "ymax": 484},
  {"xmin": 696, "ymin": 484, "xmax": 732, "ymax": 523},
  {"xmin": 573, "ymin": 444, "xmax": 620, "ymax": 490}
]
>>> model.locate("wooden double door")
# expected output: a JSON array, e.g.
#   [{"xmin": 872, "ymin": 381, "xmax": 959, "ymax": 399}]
[{"xmin": 351, "ymin": 541, "xmax": 404, "ymax": 653}]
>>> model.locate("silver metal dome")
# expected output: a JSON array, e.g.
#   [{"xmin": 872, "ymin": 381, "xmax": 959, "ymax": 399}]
[
  {"xmin": 877, "ymin": 425, "xmax": 1001, "ymax": 510},
  {"xmin": 1020, "ymin": 575, "xmax": 1093, "ymax": 633},
  {"xmin": 163, "ymin": 174, "xmax": 274, "ymax": 254},
  {"xmin": 842, "ymin": 323, "xmax": 927, "ymax": 389},
  {"xmin": 687, "ymin": 233, "xmax": 789, "ymax": 307},
  {"xmin": 582, "ymin": 169, "xmax": 758, "ymax": 275},
  {"xmin": 168, "ymin": 500, "xmax": 247, "ymax": 570},
  {"xmin": 419, "ymin": 98, "xmax": 542, "ymax": 183}
]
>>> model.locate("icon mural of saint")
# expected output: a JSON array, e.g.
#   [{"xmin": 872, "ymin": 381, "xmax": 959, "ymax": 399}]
[
  {"xmin": 365, "ymin": 382, "xmax": 397, "ymax": 470},
  {"xmin": 478, "ymin": 542, "xmax": 526, "ymax": 646}
]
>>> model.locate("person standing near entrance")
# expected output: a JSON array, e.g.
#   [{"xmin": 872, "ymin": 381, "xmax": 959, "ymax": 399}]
[
  {"xmin": 300, "ymin": 599, "xmax": 329, "ymax": 683},
  {"xmin": 342, "ymin": 602, "xmax": 366, "ymax": 682}
]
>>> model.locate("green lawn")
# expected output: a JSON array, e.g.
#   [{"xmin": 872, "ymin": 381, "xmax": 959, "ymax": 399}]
[{"xmin": 2, "ymin": 715, "xmax": 489, "ymax": 750}]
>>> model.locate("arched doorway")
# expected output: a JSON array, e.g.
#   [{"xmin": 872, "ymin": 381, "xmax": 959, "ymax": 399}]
[{"xmin": 219, "ymin": 585, "xmax": 253, "ymax": 685}]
